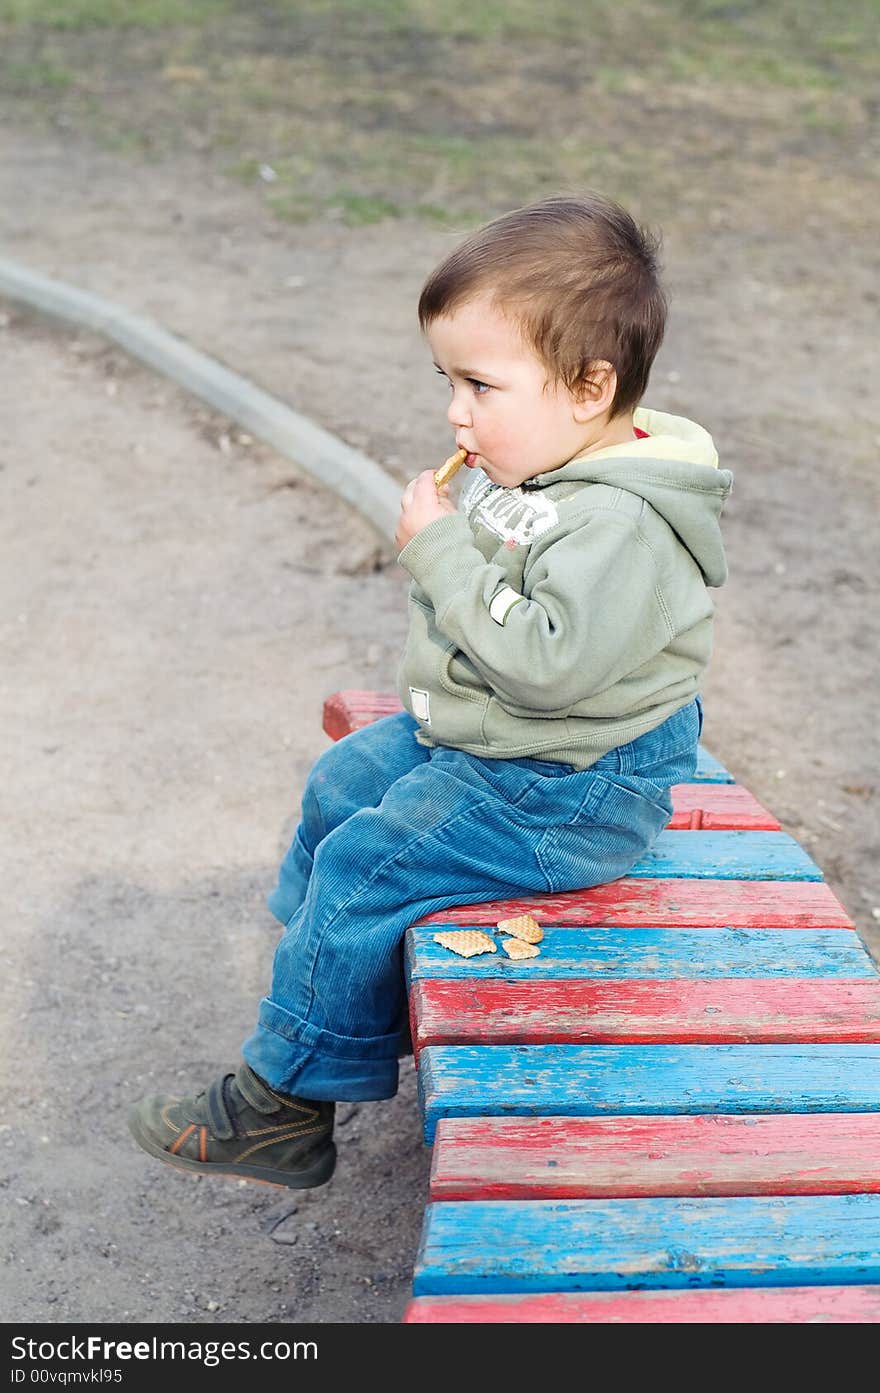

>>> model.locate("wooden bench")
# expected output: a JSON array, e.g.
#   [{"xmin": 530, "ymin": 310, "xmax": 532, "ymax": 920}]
[{"xmin": 322, "ymin": 689, "xmax": 880, "ymax": 1323}]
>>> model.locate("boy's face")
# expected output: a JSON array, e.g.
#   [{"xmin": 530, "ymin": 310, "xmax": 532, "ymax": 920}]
[{"xmin": 426, "ymin": 295, "xmax": 595, "ymax": 489}]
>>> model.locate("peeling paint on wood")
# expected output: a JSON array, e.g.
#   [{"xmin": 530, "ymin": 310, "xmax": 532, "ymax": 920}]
[
  {"xmin": 429, "ymin": 1113, "xmax": 880, "ymax": 1200},
  {"xmin": 667, "ymin": 784, "xmax": 780, "ymax": 830},
  {"xmin": 629, "ymin": 830, "xmax": 821, "ymax": 880},
  {"xmin": 406, "ymin": 926, "xmax": 874, "ymax": 982},
  {"xmin": 414, "ymin": 879, "xmax": 854, "ymax": 929},
  {"xmin": 412, "ymin": 1193, "xmax": 880, "ymax": 1294},
  {"xmin": 403, "ymin": 1284, "xmax": 880, "ymax": 1322},
  {"xmin": 418, "ymin": 1043, "xmax": 880, "ymax": 1141},
  {"xmin": 411, "ymin": 978, "xmax": 880, "ymax": 1052}
]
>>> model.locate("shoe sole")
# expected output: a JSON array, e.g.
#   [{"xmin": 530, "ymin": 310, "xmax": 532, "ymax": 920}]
[{"xmin": 128, "ymin": 1109, "xmax": 337, "ymax": 1190}]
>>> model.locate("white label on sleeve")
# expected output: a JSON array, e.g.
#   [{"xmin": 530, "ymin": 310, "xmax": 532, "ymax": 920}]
[
  {"xmin": 409, "ymin": 687, "xmax": 431, "ymax": 723},
  {"xmin": 488, "ymin": 585, "xmax": 524, "ymax": 626}
]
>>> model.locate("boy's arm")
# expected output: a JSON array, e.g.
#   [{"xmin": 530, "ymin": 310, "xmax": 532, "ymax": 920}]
[{"xmin": 398, "ymin": 508, "xmax": 671, "ymax": 711}]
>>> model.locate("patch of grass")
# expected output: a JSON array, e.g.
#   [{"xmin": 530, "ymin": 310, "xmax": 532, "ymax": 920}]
[
  {"xmin": 1, "ymin": 0, "xmax": 876, "ymax": 227},
  {"xmin": 333, "ymin": 192, "xmax": 400, "ymax": 225},
  {"xmin": 242, "ymin": 123, "xmax": 629, "ymax": 228},
  {"xmin": 250, "ymin": 0, "xmax": 603, "ymax": 41},
  {"xmin": 5, "ymin": 1, "xmax": 879, "ymax": 83},
  {"xmin": 1, "ymin": 0, "xmax": 231, "ymax": 27},
  {"xmin": 266, "ymin": 189, "xmax": 322, "ymax": 224},
  {"xmin": 1, "ymin": 58, "xmax": 72, "ymax": 90},
  {"xmin": 269, "ymin": 0, "xmax": 880, "ymax": 88},
  {"xmin": 413, "ymin": 202, "xmax": 466, "ymax": 225},
  {"xmin": 268, "ymin": 187, "xmax": 400, "ymax": 226}
]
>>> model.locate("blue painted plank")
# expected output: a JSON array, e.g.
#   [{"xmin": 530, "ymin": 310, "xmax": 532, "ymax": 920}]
[
  {"xmin": 627, "ymin": 831, "xmax": 822, "ymax": 881},
  {"xmin": 406, "ymin": 927, "xmax": 876, "ymax": 982},
  {"xmin": 694, "ymin": 748, "xmax": 734, "ymax": 783},
  {"xmin": 418, "ymin": 1044, "xmax": 880, "ymax": 1141},
  {"xmin": 413, "ymin": 1193, "xmax": 880, "ymax": 1295}
]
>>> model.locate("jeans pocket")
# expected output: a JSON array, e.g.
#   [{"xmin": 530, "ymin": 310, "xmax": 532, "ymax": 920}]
[
  {"xmin": 534, "ymin": 772, "xmax": 670, "ymax": 894},
  {"xmin": 595, "ymin": 772, "xmax": 674, "ymax": 824}
]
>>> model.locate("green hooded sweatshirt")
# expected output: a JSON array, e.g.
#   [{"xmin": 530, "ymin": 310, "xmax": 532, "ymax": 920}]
[{"xmin": 396, "ymin": 407, "xmax": 734, "ymax": 769}]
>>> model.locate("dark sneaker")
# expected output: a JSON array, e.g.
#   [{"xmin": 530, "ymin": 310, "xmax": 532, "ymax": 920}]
[{"xmin": 128, "ymin": 1062, "xmax": 336, "ymax": 1189}]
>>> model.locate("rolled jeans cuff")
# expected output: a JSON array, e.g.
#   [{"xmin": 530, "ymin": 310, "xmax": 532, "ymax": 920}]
[{"xmin": 241, "ymin": 997, "xmax": 403, "ymax": 1102}]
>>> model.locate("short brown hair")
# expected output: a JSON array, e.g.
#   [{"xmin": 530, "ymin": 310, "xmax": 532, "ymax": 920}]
[{"xmin": 418, "ymin": 193, "xmax": 666, "ymax": 417}]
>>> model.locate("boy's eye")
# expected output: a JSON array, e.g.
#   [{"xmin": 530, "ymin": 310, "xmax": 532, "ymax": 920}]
[{"xmin": 433, "ymin": 366, "xmax": 490, "ymax": 395}]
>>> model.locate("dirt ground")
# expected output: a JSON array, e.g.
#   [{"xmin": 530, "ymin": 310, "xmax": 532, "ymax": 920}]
[{"xmin": 1, "ymin": 119, "xmax": 878, "ymax": 1325}]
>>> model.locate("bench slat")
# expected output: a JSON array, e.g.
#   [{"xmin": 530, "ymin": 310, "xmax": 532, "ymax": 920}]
[
  {"xmin": 667, "ymin": 784, "xmax": 780, "ymax": 829},
  {"xmin": 418, "ymin": 1043, "xmax": 880, "ymax": 1141},
  {"xmin": 412, "ymin": 978, "xmax": 880, "ymax": 1051},
  {"xmin": 690, "ymin": 748, "xmax": 735, "ymax": 783},
  {"xmin": 403, "ymin": 1284, "xmax": 880, "ymax": 1322},
  {"xmin": 412, "ymin": 1193, "xmax": 880, "ymax": 1295},
  {"xmin": 322, "ymin": 689, "xmax": 404, "ymax": 741},
  {"xmin": 414, "ymin": 878, "xmax": 853, "ymax": 929},
  {"xmin": 628, "ymin": 830, "xmax": 821, "ymax": 880},
  {"xmin": 428, "ymin": 1113, "xmax": 880, "ymax": 1199},
  {"xmin": 406, "ymin": 926, "xmax": 875, "ymax": 981},
  {"xmin": 334, "ymin": 782, "xmax": 776, "ymax": 831}
]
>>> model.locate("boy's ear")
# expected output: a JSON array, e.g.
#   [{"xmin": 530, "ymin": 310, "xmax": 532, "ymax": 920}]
[{"xmin": 571, "ymin": 361, "xmax": 617, "ymax": 421}]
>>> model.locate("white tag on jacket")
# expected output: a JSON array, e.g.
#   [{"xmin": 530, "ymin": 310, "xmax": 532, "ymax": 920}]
[
  {"xmin": 488, "ymin": 586, "xmax": 524, "ymax": 626},
  {"xmin": 409, "ymin": 687, "xmax": 431, "ymax": 724}
]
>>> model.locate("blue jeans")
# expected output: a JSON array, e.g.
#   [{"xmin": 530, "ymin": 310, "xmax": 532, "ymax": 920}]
[{"xmin": 242, "ymin": 697, "xmax": 704, "ymax": 1101}]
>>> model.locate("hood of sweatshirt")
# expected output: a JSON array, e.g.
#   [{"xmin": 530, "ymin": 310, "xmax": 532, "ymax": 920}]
[{"xmin": 518, "ymin": 407, "xmax": 733, "ymax": 587}]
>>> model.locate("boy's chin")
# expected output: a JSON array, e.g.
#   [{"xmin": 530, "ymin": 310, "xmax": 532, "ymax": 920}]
[{"xmin": 487, "ymin": 466, "xmax": 530, "ymax": 489}]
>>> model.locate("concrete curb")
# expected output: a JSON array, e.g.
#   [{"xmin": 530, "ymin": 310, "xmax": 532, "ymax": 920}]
[{"xmin": 0, "ymin": 255, "xmax": 401, "ymax": 543}]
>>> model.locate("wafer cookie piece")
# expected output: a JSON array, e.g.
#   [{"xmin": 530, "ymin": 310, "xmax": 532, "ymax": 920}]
[
  {"xmin": 496, "ymin": 913, "xmax": 543, "ymax": 944},
  {"xmin": 502, "ymin": 937, "xmax": 540, "ymax": 960},
  {"xmin": 433, "ymin": 929, "xmax": 498, "ymax": 958},
  {"xmin": 433, "ymin": 447, "xmax": 468, "ymax": 488}
]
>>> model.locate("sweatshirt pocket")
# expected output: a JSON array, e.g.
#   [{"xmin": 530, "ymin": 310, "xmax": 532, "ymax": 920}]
[{"xmin": 441, "ymin": 647, "xmax": 491, "ymax": 706}]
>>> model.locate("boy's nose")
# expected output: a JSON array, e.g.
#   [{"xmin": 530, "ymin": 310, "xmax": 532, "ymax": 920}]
[{"xmin": 446, "ymin": 391, "xmax": 472, "ymax": 429}]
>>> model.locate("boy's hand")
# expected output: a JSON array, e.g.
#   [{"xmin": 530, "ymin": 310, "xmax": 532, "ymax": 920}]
[{"xmin": 395, "ymin": 469, "xmax": 458, "ymax": 552}]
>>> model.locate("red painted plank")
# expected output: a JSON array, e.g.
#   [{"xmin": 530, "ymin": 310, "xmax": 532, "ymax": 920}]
[
  {"xmin": 428, "ymin": 1113, "xmax": 880, "ymax": 1200},
  {"xmin": 667, "ymin": 783, "xmax": 780, "ymax": 830},
  {"xmin": 322, "ymin": 689, "xmax": 403, "ymax": 741},
  {"xmin": 402, "ymin": 1285, "xmax": 880, "ymax": 1322},
  {"xmin": 411, "ymin": 978, "xmax": 880, "ymax": 1052},
  {"xmin": 415, "ymin": 879, "xmax": 854, "ymax": 929}
]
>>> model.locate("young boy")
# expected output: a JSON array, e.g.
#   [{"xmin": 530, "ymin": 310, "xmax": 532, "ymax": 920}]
[{"xmin": 129, "ymin": 192, "xmax": 733, "ymax": 1189}]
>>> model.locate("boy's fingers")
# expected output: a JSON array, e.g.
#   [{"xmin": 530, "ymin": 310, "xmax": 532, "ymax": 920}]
[
  {"xmin": 401, "ymin": 471, "xmax": 440, "ymax": 510},
  {"xmin": 412, "ymin": 469, "xmax": 441, "ymax": 499}
]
